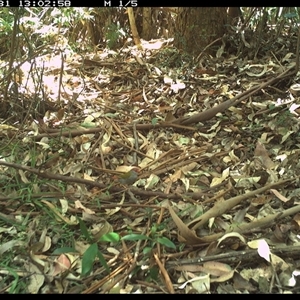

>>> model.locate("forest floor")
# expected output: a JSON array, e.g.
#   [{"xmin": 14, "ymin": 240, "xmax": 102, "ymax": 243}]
[{"xmin": 1, "ymin": 36, "xmax": 300, "ymax": 294}]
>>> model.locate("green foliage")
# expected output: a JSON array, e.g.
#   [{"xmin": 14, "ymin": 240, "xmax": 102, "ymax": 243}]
[
  {"xmin": 156, "ymin": 236, "xmax": 176, "ymax": 248},
  {"xmin": 80, "ymin": 242, "xmax": 110, "ymax": 276},
  {"xmin": 122, "ymin": 233, "xmax": 149, "ymax": 241},
  {"xmin": 78, "ymin": 217, "xmax": 92, "ymax": 242},
  {"xmin": 97, "ymin": 249, "xmax": 110, "ymax": 273},
  {"xmin": 50, "ymin": 7, "xmax": 92, "ymax": 27},
  {"xmin": 243, "ymin": 7, "xmax": 300, "ymax": 29},
  {"xmin": 0, "ymin": 6, "xmax": 298, "ymax": 61},
  {"xmin": 146, "ymin": 266, "xmax": 159, "ymax": 281},
  {"xmin": 105, "ymin": 22, "xmax": 126, "ymax": 49},
  {"xmin": 273, "ymin": 110, "xmax": 293, "ymax": 128},
  {"xmin": 151, "ymin": 117, "xmax": 159, "ymax": 125},
  {"xmin": 0, "ymin": 8, "xmax": 15, "ymax": 37},
  {"xmin": 78, "ymin": 219, "xmax": 113, "ymax": 275},
  {"xmin": 0, "ymin": 246, "xmax": 30, "ymax": 293},
  {"xmin": 98, "ymin": 232, "xmax": 120, "ymax": 243},
  {"xmin": 122, "ymin": 224, "xmax": 176, "ymax": 255},
  {"xmin": 81, "ymin": 243, "xmax": 98, "ymax": 276},
  {"xmin": 0, "ymin": 211, "xmax": 27, "ymax": 230},
  {"xmin": 1, "ymin": 267, "xmax": 21, "ymax": 293},
  {"xmin": 76, "ymin": 216, "xmax": 175, "ymax": 278}
]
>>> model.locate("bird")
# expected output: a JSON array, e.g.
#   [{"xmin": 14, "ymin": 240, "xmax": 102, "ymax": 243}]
[{"xmin": 115, "ymin": 168, "xmax": 140, "ymax": 185}]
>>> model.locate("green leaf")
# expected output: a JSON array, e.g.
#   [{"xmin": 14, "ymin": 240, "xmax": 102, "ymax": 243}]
[
  {"xmin": 6, "ymin": 267, "xmax": 19, "ymax": 293},
  {"xmin": 147, "ymin": 266, "xmax": 159, "ymax": 281},
  {"xmin": 53, "ymin": 247, "xmax": 78, "ymax": 254},
  {"xmin": 78, "ymin": 218, "xmax": 92, "ymax": 242},
  {"xmin": 156, "ymin": 237, "xmax": 176, "ymax": 249},
  {"xmin": 81, "ymin": 243, "xmax": 98, "ymax": 277},
  {"xmin": 99, "ymin": 232, "xmax": 120, "ymax": 243},
  {"xmin": 178, "ymin": 137, "xmax": 190, "ymax": 145},
  {"xmin": 81, "ymin": 122, "xmax": 96, "ymax": 128},
  {"xmin": 142, "ymin": 247, "xmax": 152, "ymax": 255},
  {"xmin": 150, "ymin": 224, "xmax": 157, "ymax": 235},
  {"xmin": 97, "ymin": 250, "xmax": 110, "ymax": 273},
  {"xmin": 151, "ymin": 118, "xmax": 158, "ymax": 125},
  {"xmin": 121, "ymin": 234, "xmax": 149, "ymax": 241}
]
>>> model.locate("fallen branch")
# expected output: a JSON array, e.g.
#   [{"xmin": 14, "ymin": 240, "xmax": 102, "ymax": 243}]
[
  {"xmin": 188, "ymin": 177, "xmax": 294, "ymax": 230},
  {"xmin": 0, "ymin": 160, "xmax": 221, "ymax": 201},
  {"xmin": 172, "ymin": 67, "xmax": 295, "ymax": 126},
  {"xmin": 168, "ymin": 177, "xmax": 298, "ymax": 245},
  {"xmin": 166, "ymin": 244, "xmax": 300, "ymax": 268},
  {"xmin": 198, "ymin": 204, "xmax": 300, "ymax": 243},
  {"xmin": 22, "ymin": 67, "xmax": 297, "ymax": 142}
]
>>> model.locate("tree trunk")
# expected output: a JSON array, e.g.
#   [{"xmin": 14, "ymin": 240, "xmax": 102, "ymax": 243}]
[
  {"xmin": 142, "ymin": 7, "xmax": 152, "ymax": 40},
  {"xmin": 174, "ymin": 7, "xmax": 227, "ymax": 55},
  {"xmin": 227, "ymin": 7, "xmax": 243, "ymax": 25}
]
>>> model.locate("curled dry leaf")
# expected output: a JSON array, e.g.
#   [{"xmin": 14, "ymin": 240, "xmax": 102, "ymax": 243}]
[{"xmin": 168, "ymin": 203, "xmax": 205, "ymax": 245}]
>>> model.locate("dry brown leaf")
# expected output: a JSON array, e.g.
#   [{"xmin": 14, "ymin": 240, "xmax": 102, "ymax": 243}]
[
  {"xmin": 165, "ymin": 111, "xmax": 176, "ymax": 122},
  {"xmin": 181, "ymin": 162, "xmax": 198, "ymax": 174},
  {"xmin": 56, "ymin": 108, "xmax": 65, "ymax": 120},
  {"xmin": 270, "ymin": 189, "xmax": 290, "ymax": 202},
  {"xmin": 175, "ymin": 264, "xmax": 205, "ymax": 272},
  {"xmin": 0, "ymin": 240, "xmax": 25, "ymax": 255},
  {"xmin": 40, "ymin": 236, "xmax": 51, "ymax": 253},
  {"xmin": 233, "ymin": 273, "xmax": 256, "ymax": 291},
  {"xmin": 41, "ymin": 200, "xmax": 78, "ymax": 225},
  {"xmin": 75, "ymin": 200, "xmax": 96, "ymax": 214},
  {"xmin": 251, "ymin": 195, "xmax": 271, "ymax": 206},
  {"xmin": 270, "ymin": 253, "xmax": 290, "ymax": 271},
  {"xmin": 168, "ymin": 203, "xmax": 205, "ymax": 245},
  {"xmin": 178, "ymin": 272, "xmax": 210, "ymax": 293},
  {"xmin": 254, "ymin": 141, "xmax": 275, "ymax": 169},
  {"xmin": 52, "ymin": 254, "xmax": 71, "ymax": 276},
  {"xmin": 91, "ymin": 220, "xmax": 113, "ymax": 241},
  {"xmin": 165, "ymin": 169, "xmax": 182, "ymax": 183},
  {"xmin": 24, "ymin": 261, "xmax": 45, "ymax": 293},
  {"xmin": 292, "ymin": 213, "xmax": 300, "ymax": 229},
  {"xmin": 210, "ymin": 269, "xmax": 235, "ymax": 283},
  {"xmin": 203, "ymin": 261, "xmax": 232, "ymax": 277},
  {"xmin": 217, "ymin": 232, "xmax": 246, "ymax": 248}
]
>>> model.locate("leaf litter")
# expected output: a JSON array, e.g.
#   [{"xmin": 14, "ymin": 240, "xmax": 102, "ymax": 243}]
[{"xmin": 1, "ymin": 36, "xmax": 300, "ymax": 294}]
